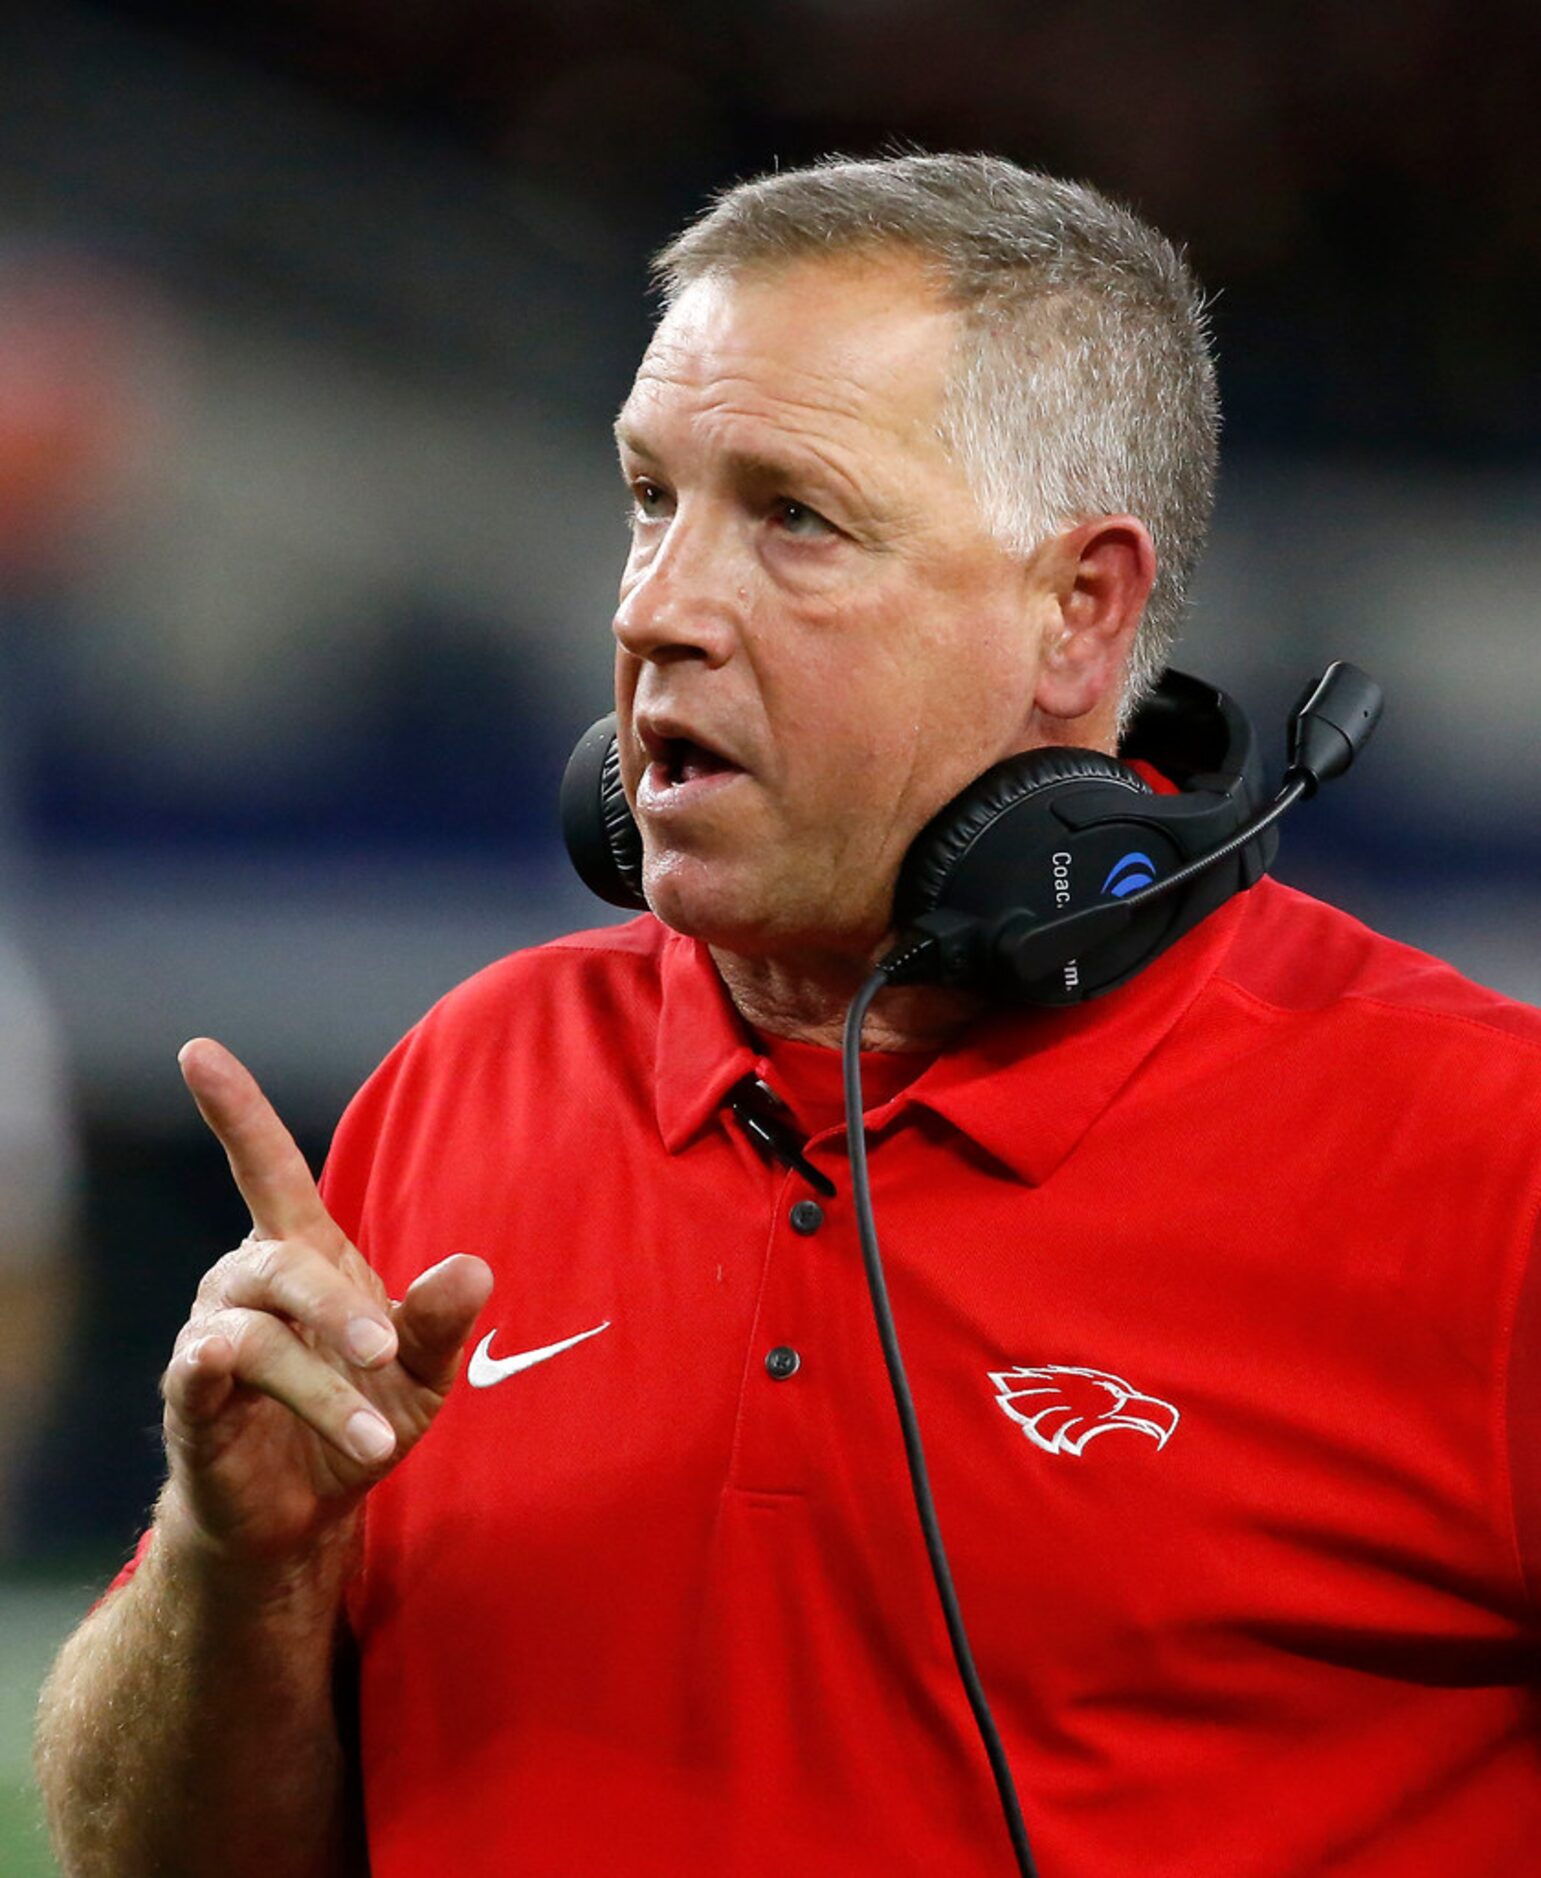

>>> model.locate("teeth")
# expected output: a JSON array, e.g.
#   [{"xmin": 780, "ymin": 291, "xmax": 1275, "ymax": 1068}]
[
  {"xmin": 670, "ymin": 739, "xmax": 726, "ymax": 785},
  {"xmin": 649, "ymin": 735, "xmax": 734, "ymax": 789}
]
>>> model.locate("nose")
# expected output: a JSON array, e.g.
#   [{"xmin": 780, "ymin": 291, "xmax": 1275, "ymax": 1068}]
[{"xmin": 613, "ymin": 510, "xmax": 742, "ymax": 668}]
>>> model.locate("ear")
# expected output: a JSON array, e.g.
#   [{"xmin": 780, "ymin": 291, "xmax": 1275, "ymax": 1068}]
[{"xmin": 1031, "ymin": 516, "xmax": 1158, "ymax": 726}]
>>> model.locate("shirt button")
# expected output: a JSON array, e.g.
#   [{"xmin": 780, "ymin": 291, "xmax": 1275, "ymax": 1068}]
[
  {"xmin": 789, "ymin": 1199, "xmax": 824, "ymax": 1235},
  {"xmin": 765, "ymin": 1345, "xmax": 801, "ymax": 1380}
]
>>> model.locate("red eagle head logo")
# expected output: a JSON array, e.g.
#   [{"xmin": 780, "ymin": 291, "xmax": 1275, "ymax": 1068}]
[{"xmin": 990, "ymin": 1365, "xmax": 1180, "ymax": 1456}]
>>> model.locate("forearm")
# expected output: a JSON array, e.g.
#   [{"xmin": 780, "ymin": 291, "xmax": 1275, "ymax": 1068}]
[
  {"xmin": 34, "ymin": 1502, "xmax": 362, "ymax": 1878},
  {"xmin": 32, "ymin": 1040, "xmax": 493, "ymax": 1875}
]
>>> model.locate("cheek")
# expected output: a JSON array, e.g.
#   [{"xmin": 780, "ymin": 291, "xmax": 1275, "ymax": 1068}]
[
  {"xmin": 792, "ymin": 626, "xmax": 993, "ymax": 759},
  {"xmin": 811, "ymin": 648, "xmax": 1026, "ymax": 841},
  {"xmin": 924, "ymin": 615, "xmax": 1038, "ymax": 750},
  {"xmin": 749, "ymin": 580, "xmax": 1036, "ymax": 821},
  {"xmin": 775, "ymin": 668, "xmax": 899, "ymax": 799}
]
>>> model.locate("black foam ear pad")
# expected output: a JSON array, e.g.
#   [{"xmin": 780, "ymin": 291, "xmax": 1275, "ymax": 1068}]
[
  {"xmin": 560, "ymin": 714, "xmax": 647, "ymax": 910},
  {"xmin": 896, "ymin": 747, "xmax": 1150, "ymax": 919}
]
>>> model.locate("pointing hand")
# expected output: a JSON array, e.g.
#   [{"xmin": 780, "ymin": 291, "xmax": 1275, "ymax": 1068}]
[{"xmin": 158, "ymin": 1038, "xmax": 492, "ymax": 1574}]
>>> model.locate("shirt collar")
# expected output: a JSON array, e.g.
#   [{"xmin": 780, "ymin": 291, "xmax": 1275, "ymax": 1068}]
[
  {"xmin": 652, "ymin": 891, "xmax": 1248, "ymax": 1183},
  {"xmin": 903, "ymin": 892, "xmax": 1246, "ymax": 1182},
  {"xmin": 654, "ymin": 929, "xmax": 761, "ymax": 1153}
]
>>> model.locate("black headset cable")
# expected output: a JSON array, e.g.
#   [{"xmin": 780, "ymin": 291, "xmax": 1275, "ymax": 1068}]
[{"xmin": 842, "ymin": 965, "xmax": 1039, "ymax": 1878}]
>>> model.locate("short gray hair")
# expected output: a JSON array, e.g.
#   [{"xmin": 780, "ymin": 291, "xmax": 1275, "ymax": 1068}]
[{"xmin": 653, "ymin": 152, "xmax": 1219, "ymax": 723}]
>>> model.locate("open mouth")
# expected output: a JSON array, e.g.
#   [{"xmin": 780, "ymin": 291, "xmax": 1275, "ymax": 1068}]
[
  {"xmin": 654, "ymin": 736, "xmax": 740, "ymax": 787},
  {"xmin": 635, "ymin": 720, "xmax": 747, "ymax": 806}
]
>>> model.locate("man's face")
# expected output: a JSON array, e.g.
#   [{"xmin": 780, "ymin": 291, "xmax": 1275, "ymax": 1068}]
[{"xmin": 612, "ymin": 250, "xmax": 1059, "ymax": 959}]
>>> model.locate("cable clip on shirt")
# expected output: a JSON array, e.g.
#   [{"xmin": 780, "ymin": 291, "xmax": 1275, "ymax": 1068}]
[{"xmin": 726, "ymin": 1076, "xmax": 838, "ymax": 1198}]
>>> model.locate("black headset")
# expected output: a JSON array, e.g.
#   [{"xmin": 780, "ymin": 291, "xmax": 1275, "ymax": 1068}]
[{"xmin": 560, "ymin": 664, "xmax": 1382, "ymax": 1006}]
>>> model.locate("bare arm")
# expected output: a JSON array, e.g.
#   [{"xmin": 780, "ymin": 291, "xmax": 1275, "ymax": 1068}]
[
  {"xmin": 34, "ymin": 1040, "xmax": 492, "ymax": 1877},
  {"xmin": 35, "ymin": 1498, "xmax": 361, "ymax": 1877}
]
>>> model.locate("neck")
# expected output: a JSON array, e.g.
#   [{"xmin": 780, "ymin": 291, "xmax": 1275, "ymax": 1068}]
[{"xmin": 710, "ymin": 940, "xmax": 985, "ymax": 1052}]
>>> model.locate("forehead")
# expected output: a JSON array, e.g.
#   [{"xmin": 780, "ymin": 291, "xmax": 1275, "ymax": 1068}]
[{"xmin": 617, "ymin": 252, "xmax": 960, "ymax": 467}]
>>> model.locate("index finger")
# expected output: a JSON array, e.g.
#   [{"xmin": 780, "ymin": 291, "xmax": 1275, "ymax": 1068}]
[{"xmin": 179, "ymin": 1037, "xmax": 340, "ymax": 1250}]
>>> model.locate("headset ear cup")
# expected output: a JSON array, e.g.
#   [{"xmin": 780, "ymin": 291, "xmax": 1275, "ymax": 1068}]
[
  {"xmin": 896, "ymin": 747, "xmax": 1149, "ymax": 922},
  {"xmin": 560, "ymin": 715, "xmax": 647, "ymax": 910}
]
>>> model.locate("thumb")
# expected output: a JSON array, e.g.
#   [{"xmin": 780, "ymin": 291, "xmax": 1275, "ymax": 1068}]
[{"xmin": 392, "ymin": 1254, "xmax": 494, "ymax": 1395}]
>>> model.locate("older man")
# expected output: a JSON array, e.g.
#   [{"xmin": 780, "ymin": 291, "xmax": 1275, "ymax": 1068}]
[{"xmin": 36, "ymin": 155, "xmax": 1541, "ymax": 1876}]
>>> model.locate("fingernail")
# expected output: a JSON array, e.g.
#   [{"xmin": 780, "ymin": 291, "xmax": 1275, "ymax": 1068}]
[
  {"xmin": 184, "ymin": 1337, "xmax": 207, "ymax": 1368},
  {"xmin": 346, "ymin": 1411, "xmax": 396, "ymax": 1464},
  {"xmin": 346, "ymin": 1317, "xmax": 396, "ymax": 1367}
]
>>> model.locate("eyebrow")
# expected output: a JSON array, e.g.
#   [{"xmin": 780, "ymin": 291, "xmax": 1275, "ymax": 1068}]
[
  {"xmin": 613, "ymin": 420, "xmax": 654, "ymax": 459},
  {"xmin": 614, "ymin": 426, "xmax": 856, "ymax": 508}
]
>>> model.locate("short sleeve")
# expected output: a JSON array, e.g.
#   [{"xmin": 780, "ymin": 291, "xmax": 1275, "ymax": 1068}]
[{"xmin": 95, "ymin": 1526, "xmax": 155, "ymax": 1607}]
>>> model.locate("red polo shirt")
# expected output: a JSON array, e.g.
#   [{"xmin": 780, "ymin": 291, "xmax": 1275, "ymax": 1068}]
[{"xmin": 316, "ymin": 877, "xmax": 1541, "ymax": 1875}]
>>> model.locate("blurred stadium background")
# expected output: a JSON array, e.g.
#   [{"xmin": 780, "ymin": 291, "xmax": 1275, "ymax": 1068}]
[{"xmin": 2, "ymin": 1, "xmax": 1538, "ymax": 1866}]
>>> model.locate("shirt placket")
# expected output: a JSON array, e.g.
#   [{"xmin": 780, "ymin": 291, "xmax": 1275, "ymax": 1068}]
[{"xmin": 723, "ymin": 1126, "xmax": 851, "ymax": 1499}]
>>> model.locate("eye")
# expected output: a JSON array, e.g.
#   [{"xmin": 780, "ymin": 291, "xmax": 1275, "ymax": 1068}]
[
  {"xmin": 770, "ymin": 498, "xmax": 833, "ymax": 538},
  {"xmin": 628, "ymin": 478, "xmax": 673, "ymax": 526}
]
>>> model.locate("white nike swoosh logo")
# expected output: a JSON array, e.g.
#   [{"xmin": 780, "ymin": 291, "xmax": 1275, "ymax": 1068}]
[{"xmin": 467, "ymin": 1320, "xmax": 611, "ymax": 1389}]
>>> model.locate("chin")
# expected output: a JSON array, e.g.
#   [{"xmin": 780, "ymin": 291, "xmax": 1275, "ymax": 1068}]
[
  {"xmin": 643, "ymin": 855, "xmax": 881, "ymax": 962},
  {"xmin": 642, "ymin": 862, "xmax": 773, "ymax": 951}
]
